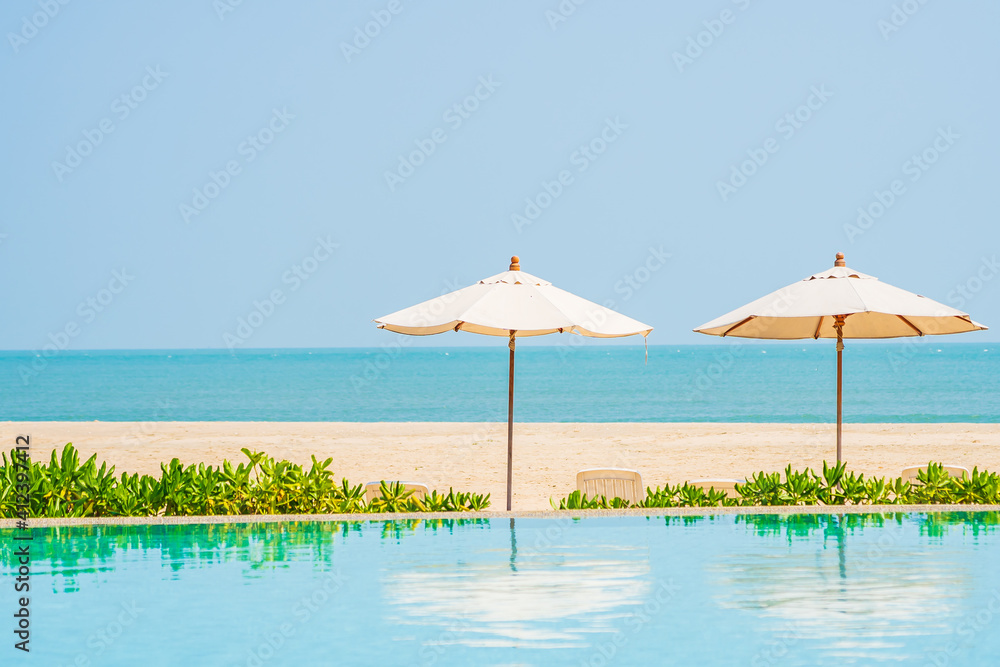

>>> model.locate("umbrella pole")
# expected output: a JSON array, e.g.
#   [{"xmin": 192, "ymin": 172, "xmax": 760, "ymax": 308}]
[
  {"xmin": 835, "ymin": 316, "xmax": 845, "ymax": 464},
  {"xmin": 507, "ymin": 331, "xmax": 515, "ymax": 511}
]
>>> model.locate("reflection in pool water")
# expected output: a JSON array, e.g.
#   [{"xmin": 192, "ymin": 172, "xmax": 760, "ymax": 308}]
[
  {"xmin": 2, "ymin": 513, "xmax": 998, "ymax": 665},
  {"xmin": 387, "ymin": 520, "xmax": 651, "ymax": 649},
  {"xmin": 715, "ymin": 514, "xmax": 968, "ymax": 662}
]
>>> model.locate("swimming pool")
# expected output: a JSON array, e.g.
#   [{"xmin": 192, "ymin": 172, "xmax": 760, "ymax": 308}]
[{"xmin": 5, "ymin": 512, "xmax": 1000, "ymax": 665}]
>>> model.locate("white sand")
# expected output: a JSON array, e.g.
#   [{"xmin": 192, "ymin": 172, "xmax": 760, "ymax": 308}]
[{"xmin": 3, "ymin": 422, "xmax": 998, "ymax": 511}]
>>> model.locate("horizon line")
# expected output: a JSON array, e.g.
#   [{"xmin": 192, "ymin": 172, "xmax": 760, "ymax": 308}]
[{"xmin": 0, "ymin": 340, "xmax": 994, "ymax": 354}]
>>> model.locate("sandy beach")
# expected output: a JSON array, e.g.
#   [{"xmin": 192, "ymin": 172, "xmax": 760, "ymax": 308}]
[{"xmin": 4, "ymin": 422, "xmax": 998, "ymax": 511}]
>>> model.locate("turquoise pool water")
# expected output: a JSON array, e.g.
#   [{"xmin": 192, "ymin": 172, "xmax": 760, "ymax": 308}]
[{"xmin": 4, "ymin": 513, "xmax": 1000, "ymax": 665}]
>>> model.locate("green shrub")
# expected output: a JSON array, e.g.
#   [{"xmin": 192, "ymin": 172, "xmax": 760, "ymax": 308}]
[
  {"xmin": 0, "ymin": 444, "xmax": 490, "ymax": 518},
  {"xmin": 550, "ymin": 462, "xmax": 1000, "ymax": 509}
]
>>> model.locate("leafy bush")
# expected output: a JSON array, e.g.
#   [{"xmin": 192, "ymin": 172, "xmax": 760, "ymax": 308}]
[
  {"xmin": 550, "ymin": 461, "xmax": 1000, "ymax": 509},
  {"xmin": 0, "ymin": 444, "xmax": 490, "ymax": 518}
]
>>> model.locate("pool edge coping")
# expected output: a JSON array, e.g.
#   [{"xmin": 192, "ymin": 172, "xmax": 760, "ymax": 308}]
[{"xmin": 4, "ymin": 504, "xmax": 1000, "ymax": 527}]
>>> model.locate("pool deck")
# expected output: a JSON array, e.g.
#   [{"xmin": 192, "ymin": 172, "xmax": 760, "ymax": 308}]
[{"xmin": 4, "ymin": 504, "xmax": 1000, "ymax": 527}]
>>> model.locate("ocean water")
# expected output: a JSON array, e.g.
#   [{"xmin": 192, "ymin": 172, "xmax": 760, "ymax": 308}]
[
  {"xmin": 0, "ymin": 342, "xmax": 996, "ymax": 422},
  {"xmin": 5, "ymin": 513, "xmax": 1000, "ymax": 665}
]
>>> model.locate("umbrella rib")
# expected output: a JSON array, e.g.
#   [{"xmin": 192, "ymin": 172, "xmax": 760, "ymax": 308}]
[
  {"xmin": 955, "ymin": 314, "xmax": 978, "ymax": 327},
  {"xmin": 722, "ymin": 316, "xmax": 754, "ymax": 337},
  {"xmin": 446, "ymin": 283, "xmax": 519, "ymax": 334},
  {"xmin": 896, "ymin": 315, "xmax": 924, "ymax": 336},
  {"xmin": 845, "ymin": 277, "xmax": 870, "ymax": 314},
  {"xmin": 533, "ymin": 285, "xmax": 605, "ymax": 336},
  {"xmin": 813, "ymin": 316, "xmax": 824, "ymax": 339}
]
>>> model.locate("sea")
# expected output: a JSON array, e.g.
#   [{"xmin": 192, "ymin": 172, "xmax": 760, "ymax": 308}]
[{"xmin": 1, "ymin": 342, "xmax": 996, "ymax": 422}]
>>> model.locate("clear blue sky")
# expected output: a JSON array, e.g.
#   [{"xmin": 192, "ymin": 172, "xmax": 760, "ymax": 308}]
[{"xmin": 2, "ymin": 1, "xmax": 998, "ymax": 350}]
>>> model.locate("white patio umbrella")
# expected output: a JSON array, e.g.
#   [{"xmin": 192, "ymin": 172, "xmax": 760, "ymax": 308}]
[
  {"xmin": 375, "ymin": 255, "xmax": 653, "ymax": 510},
  {"xmin": 694, "ymin": 252, "xmax": 987, "ymax": 462}
]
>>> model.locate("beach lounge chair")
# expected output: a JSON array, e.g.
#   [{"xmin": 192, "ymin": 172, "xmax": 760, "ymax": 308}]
[
  {"xmin": 576, "ymin": 468, "xmax": 644, "ymax": 504},
  {"xmin": 900, "ymin": 465, "xmax": 970, "ymax": 483},
  {"xmin": 688, "ymin": 478, "xmax": 744, "ymax": 498},
  {"xmin": 364, "ymin": 481, "xmax": 430, "ymax": 503}
]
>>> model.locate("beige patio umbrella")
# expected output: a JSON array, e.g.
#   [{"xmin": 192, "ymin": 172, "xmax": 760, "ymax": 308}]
[
  {"xmin": 694, "ymin": 252, "xmax": 987, "ymax": 462},
  {"xmin": 375, "ymin": 255, "xmax": 653, "ymax": 510}
]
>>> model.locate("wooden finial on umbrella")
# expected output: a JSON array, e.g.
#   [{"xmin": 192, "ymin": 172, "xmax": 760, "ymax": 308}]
[
  {"xmin": 509, "ymin": 255, "xmax": 520, "ymax": 271},
  {"xmin": 835, "ymin": 252, "xmax": 846, "ymax": 267}
]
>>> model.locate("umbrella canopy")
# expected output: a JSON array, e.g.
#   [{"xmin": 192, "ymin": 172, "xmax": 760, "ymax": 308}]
[
  {"xmin": 375, "ymin": 256, "xmax": 653, "ymax": 510},
  {"xmin": 375, "ymin": 263, "xmax": 653, "ymax": 338},
  {"xmin": 694, "ymin": 253, "xmax": 987, "ymax": 461},
  {"xmin": 695, "ymin": 256, "xmax": 986, "ymax": 339}
]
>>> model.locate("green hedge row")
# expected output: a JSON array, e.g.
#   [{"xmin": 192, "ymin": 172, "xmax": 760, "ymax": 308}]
[
  {"xmin": 0, "ymin": 444, "xmax": 490, "ymax": 518},
  {"xmin": 553, "ymin": 462, "xmax": 1000, "ymax": 509}
]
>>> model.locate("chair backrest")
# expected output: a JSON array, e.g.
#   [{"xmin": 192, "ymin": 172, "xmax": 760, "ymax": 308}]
[
  {"xmin": 900, "ymin": 465, "xmax": 970, "ymax": 483},
  {"xmin": 576, "ymin": 468, "xmax": 644, "ymax": 504},
  {"xmin": 364, "ymin": 481, "xmax": 430, "ymax": 503},
  {"xmin": 688, "ymin": 478, "xmax": 744, "ymax": 497}
]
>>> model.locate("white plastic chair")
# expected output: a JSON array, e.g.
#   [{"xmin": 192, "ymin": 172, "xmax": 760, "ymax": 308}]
[
  {"xmin": 688, "ymin": 478, "xmax": 744, "ymax": 497},
  {"xmin": 576, "ymin": 468, "xmax": 644, "ymax": 504},
  {"xmin": 900, "ymin": 465, "xmax": 970, "ymax": 483},
  {"xmin": 364, "ymin": 481, "xmax": 430, "ymax": 503}
]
